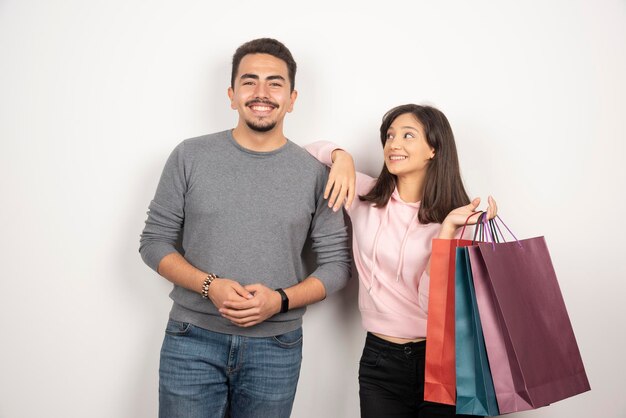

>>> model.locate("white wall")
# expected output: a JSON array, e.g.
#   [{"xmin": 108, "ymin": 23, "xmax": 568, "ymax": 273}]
[{"xmin": 1, "ymin": 0, "xmax": 624, "ymax": 417}]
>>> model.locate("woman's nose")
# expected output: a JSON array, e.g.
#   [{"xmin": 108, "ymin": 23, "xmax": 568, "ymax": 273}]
[{"xmin": 388, "ymin": 137, "xmax": 402, "ymax": 149}]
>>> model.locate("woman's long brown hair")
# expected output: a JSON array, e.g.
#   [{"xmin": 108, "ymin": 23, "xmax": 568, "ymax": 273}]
[{"xmin": 360, "ymin": 104, "xmax": 470, "ymax": 224}]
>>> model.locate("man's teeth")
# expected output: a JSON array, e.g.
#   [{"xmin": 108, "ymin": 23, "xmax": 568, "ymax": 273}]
[
  {"xmin": 251, "ymin": 105, "xmax": 273, "ymax": 111},
  {"xmin": 389, "ymin": 156, "xmax": 407, "ymax": 160}
]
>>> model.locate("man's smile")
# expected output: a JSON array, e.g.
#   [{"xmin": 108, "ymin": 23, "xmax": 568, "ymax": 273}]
[{"xmin": 246, "ymin": 99, "xmax": 278, "ymax": 116}]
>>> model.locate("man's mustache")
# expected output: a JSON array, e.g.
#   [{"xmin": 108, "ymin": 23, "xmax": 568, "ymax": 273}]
[{"xmin": 245, "ymin": 98, "xmax": 279, "ymax": 108}]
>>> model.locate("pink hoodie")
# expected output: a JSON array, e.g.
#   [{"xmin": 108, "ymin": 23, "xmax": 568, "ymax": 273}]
[{"xmin": 305, "ymin": 141, "xmax": 456, "ymax": 339}]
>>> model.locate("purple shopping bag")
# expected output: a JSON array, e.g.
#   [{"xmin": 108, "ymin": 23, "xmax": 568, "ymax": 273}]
[{"xmin": 468, "ymin": 217, "xmax": 590, "ymax": 413}]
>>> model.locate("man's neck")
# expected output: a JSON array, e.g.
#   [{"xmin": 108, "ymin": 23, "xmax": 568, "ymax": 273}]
[{"xmin": 231, "ymin": 123, "xmax": 287, "ymax": 152}]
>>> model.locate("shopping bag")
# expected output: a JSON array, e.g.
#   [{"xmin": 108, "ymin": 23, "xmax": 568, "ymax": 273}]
[
  {"xmin": 469, "ymin": 244, "xmax": 534, "ymax": 413},
  {"xmin": 469, "ymin": 217, "xmax": 590, "ymax": 412},
  {"xmin": 424, "ymin": 238, "xmax": 472, "ymax": 405},
  {"xmin": 455, "ymin": 246, "xmax": 499, "ymax": 416}
]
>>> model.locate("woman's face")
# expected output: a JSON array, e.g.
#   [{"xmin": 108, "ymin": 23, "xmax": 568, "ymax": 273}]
[{"xmin": 383, "ymin": 113, "xmax": 435, "ymax": 179}]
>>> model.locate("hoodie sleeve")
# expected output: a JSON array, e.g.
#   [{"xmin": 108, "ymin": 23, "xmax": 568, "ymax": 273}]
[{"xmin": 303, "ymin": 141, "xmax": 377, "ymax": 214}]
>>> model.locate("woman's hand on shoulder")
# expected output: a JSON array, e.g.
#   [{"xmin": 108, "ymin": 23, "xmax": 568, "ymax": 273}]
[
  {"xmin": 324, "ymin": 149, "xmax": 356, "ymax": 212},
  {"xmin": 439, "ymin": 196, "xmax": 498, "ymax": 238}
]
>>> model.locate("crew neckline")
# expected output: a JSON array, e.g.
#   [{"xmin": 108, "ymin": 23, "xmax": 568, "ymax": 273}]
[{"xmin": 227, "ymin": 129, "xmax": 291, "ymax": 156}]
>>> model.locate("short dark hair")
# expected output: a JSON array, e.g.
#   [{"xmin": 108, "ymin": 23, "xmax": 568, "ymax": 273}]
[
  {"xmin": 231, "ymin": 38, "xmax": 297, "ymax": 92},
  {"xmin": 360, "ymin": 104, "xmax": 471, "ymax": 224}
]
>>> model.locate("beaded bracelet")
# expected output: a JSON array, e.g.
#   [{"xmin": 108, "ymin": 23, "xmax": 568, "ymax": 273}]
[{"xmin": 201, "ymin": 273, "xmax": 219, "ymax": 299}]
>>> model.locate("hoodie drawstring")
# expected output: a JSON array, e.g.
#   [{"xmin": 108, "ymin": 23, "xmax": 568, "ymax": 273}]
[
  {"xmin": 395, "ymin": 210, "xmax": 419, "ymax": 282},
  {"xmin": 369, "ymin": 201, "xmax": 419, "ymax": 293},
  {"xmin": 368, "ymin": 203, "xmax": 391, "ymax": 294}
]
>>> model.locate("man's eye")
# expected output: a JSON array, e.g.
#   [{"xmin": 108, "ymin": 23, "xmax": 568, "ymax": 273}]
[
  {"xmin": 270, "ymin": 83, "xmax": 282, "ymax": 87},
  {"xmin": 243, "ymin": 81, "xmax": 254, "ymax": 86}
]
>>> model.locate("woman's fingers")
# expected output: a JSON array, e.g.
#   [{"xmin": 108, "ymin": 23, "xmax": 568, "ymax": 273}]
[
  {"xmin": 325, "ymin": 168, "xmax": 355, "ymax": 211},
  {"xmin": 345, "ymin": 177, "xmax": 356, "ymax": 210},
  {"xmin": 333, "ymin": 182, "xmax": 348, "ymax": 211},
  {"xmin": 326, "ymin": 175, "xmax": 355, "ymax": 211},
  {"xmin": 323, "ymin": 177, "xmax": 335, "ymax": 200},
  {"xmin": 486, "ymin": 195, "xmax": 498, "ymax": 219},
  {"xmin": 328, "ymin": 180, "xmax": 342, "ymax": 209},
  {"xmin": 468, "ymin": 197, "xmax": 481, "ymax": 212}
]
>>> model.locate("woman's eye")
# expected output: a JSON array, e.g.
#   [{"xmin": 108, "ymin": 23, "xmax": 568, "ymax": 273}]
[
  {"xmin": 386, "ymin": 133, "xmax": 394, "ymax": 141},
  {"xmin": 404, "ymin": 133, "xmax": 415, "ymax": 139}
]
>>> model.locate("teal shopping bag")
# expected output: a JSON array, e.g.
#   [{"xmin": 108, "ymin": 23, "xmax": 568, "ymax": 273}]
[{"xmin": 455, "ymin": 246, "xmax": 499, "ymax": 416}]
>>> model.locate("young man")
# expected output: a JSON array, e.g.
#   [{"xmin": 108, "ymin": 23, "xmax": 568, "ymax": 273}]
[{"xmin": 139, "ymin": 38, "xmax": 351, "ymax": 418}]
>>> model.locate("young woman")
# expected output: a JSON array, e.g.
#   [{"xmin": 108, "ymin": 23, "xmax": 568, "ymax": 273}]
[{"xmin": 305, "ymin": 104, "xmax": 497, "ymax": 417}]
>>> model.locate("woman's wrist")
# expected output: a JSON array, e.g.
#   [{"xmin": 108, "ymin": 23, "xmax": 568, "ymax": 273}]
[
  {"xmin": 438, "ymin": 221, "xmax": 458, "ymax": 239},
  {"xmin": 331, "ymin": 149, "xmax": 348, "ymax": 163}
]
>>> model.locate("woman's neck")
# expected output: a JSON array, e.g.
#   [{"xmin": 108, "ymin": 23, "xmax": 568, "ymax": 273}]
[{"xmin": 396, "ymin": 174, "xmax": 425, "ymax": 203}]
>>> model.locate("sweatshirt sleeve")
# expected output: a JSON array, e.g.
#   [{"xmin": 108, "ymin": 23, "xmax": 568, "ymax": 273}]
[
  {"xmin": 303, "ymin": 141, "xmax": 377, "ymax": 213},
  {"xmin": 139, "ymin": 142, "xmax": 188, "ymax": 272},
  {"xmin": 306, "ymin": 169, "xmax": 352, "ymax": 295},
  {"xmin": 303, "ymin": 140, "xmax": 337, "ymax": 166}
]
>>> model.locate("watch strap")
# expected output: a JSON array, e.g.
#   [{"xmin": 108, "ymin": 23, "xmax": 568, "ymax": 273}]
[{"xmin": 276, "ymin": 288, "xmax": 289, "ymax": 313}]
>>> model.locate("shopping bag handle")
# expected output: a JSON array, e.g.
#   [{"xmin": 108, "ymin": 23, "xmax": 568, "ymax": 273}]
[
  {"xmin": 459, "ymin": 211, "xmax": 484, "ymax": 240},
  {"xmin": 483, "ymin": 213, "xmax": 497, "ymax": 250},
  {"xmin": 482, "ymin": 215, "xmax": 523, "ymax": 250},
  {"xmin": 458, "ymin": 212, "xmax": 521, "ymax": 249},
  {"xmin": 472, "ymin": 212, "xmax": 488, "ymax": 244},
  {"xmin": 493, "ymin": 215, "xmax": 521, "ymax": 245}
]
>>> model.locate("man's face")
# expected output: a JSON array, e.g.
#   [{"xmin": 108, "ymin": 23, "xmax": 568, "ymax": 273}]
[{"xmin": 228, "ymin": 53, "xmax": 297, "ymax": 133}]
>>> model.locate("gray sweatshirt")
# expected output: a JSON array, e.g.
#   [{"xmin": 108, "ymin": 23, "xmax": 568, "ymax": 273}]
[{"xmin": 139, "ymin": 130, "xmax": 351, "ymax": 337}]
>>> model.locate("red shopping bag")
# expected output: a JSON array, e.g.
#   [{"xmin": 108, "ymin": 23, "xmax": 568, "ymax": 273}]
[{"xmin": 424, "ymin": 238, "xmax": 472, "ymax": 405}]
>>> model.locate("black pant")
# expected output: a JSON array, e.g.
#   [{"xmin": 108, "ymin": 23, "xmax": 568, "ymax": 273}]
[{"xmin": 359, "ymin": 333, "xmax": 474, "ymax": 418}]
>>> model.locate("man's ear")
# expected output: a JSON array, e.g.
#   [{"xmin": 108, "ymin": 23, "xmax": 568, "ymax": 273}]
[
  {"xmin": 227, "ymin": 86, "xmax": 236, "ymax": 109},
  {"xmin": 287, "ymin": 89, "xmax": 298, "ymax": 113}
]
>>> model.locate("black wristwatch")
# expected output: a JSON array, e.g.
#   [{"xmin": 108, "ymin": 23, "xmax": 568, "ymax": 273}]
[{"xmin": 275, "ymin": 288, "xmax": 289, "ymax": 313}]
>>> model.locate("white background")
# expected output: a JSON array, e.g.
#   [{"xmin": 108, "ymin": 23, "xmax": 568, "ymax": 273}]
[{"xmin": 1, "ymin": 0, "xmax": 624, "ymax": 417}]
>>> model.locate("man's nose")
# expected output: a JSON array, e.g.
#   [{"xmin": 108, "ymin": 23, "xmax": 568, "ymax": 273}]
[{"xmin": 254, "ymin": 83, "xmax": 268, "ymax": 98}]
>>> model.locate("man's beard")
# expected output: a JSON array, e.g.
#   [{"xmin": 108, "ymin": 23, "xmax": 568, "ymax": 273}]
[
  {"xmin": 245, "ymin": 118, "xmax": 277, "ymax": 132},
  {"xmin": 244, "ymin": 98, "xmax": 279, "ymax": 132}
]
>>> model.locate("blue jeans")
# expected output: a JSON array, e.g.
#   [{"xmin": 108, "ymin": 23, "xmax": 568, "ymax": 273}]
[{"xmin": 159, "ymin": 319, "xmax": 303, "ymax": 418}]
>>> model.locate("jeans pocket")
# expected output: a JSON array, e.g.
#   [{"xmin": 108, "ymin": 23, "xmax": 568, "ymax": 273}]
[
  {"xmin": 272, "ymin": 328, "xmax": 303, "ymax": 348},
  {"xmin": 164, "ymin": 319, "xmax": 192, "ymax": 336},
  {"xmin": 359, "ymin": 345, "xmax": 381, "ymax": 368}
]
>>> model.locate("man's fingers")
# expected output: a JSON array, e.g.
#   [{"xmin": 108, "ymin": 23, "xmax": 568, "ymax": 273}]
[
  {"xmin": 222, "ymin": 299, "xmax": 258, "ymax": 310},
  {"xmin": 230, "ymin": 319, "xmax": 259, "ymax": 328},
  {"xmin": 220, "ymin": 307, "xmax": 260, "ymax": 319},
  {"xmin": 232, "ymin": 283, "xmax": 253, "ymax": 299},
  {"xmin": 222, "ymin": 312, "xmax": 261, "ymax": 327},
  {"xmin": 244, "ymin": 284, "xmax": 263, "ymax": 293}
]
